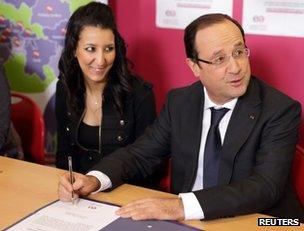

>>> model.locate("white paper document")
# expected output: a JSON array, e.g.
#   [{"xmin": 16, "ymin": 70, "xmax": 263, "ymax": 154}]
[{"xmin": 6, "ymin": 199, "xmax": 119, "ymax": 231}]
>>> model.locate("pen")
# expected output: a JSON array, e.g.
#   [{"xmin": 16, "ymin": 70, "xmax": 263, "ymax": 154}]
[{"xmin": 68, "ymin": 156, "xmax": 75, "ymax": 204}]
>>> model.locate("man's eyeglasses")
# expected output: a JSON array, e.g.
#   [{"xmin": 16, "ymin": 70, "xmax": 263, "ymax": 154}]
[{"xmin": 195, "ymin": 47, "xmax": 250, "ymax": 68}]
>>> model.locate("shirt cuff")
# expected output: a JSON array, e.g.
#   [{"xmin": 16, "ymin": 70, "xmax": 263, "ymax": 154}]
[
  {"xmin": 86, "ymin": 170, "xmax": 112, "ymax": 194},
  {"xmin": 179, "ymin": 192, "xmax": 205, "ymax": 220}
]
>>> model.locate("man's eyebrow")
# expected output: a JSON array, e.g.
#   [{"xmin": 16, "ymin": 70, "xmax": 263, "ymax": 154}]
[
  {"xmin": 234, "ymin": 41, "xmax": 245, "ymax": 47},
  {"xmin": 210, "ymin": 49, "xmax": 225, "ymax": 57},
  {"xmin": 210, "ymin": 41, "xmax": 245, "ymax": 57}
]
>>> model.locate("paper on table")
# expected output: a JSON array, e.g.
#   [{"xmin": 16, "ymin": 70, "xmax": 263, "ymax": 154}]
[{"xmin": 6, "ymin": 198, "xmax": 119, "ymax": 231}]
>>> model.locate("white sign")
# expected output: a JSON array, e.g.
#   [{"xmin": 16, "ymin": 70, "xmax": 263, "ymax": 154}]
[
  {"xmin": 243, "ymin": 0, "xmax": 304, "ymax": 37},
  {"xmin": 156, "ymin": 0, "xmax": 233, "ymax": 29},
  {"xmin": 97, "ymin": 0, "xmax": 108, "ymax": 3}
]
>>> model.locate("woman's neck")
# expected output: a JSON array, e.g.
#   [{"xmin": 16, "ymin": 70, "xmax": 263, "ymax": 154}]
[
  {"xmin": 85, "ymin": 81, "xmax": 106, "ymax": 96},
  {"xmin": 85, "ymin": 80, "xmax": 106, "ymax": 108}
]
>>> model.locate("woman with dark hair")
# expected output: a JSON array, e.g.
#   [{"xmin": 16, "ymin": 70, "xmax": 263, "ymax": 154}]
[{"xmin": 55, "ymin": 2, "xmax": 156, "ymax": 174}]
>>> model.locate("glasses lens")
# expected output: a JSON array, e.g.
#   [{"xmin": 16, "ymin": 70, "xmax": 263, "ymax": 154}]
[
  {"xmin": 212, "ymin": 55, "xmax": 227, "ymax": 66},
  {"xmin": 197, "ymin": 47, "xmax": 250, "ymax": 68}
]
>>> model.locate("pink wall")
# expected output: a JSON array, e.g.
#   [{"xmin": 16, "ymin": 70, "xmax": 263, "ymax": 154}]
[{"xmin": 111, "ymin": 0, "xmax": 304, "ymax": 122}]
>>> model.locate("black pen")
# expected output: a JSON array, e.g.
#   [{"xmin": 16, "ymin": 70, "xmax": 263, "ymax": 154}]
[{"xmin": 68, "ymin": 156, "xmax": 75, "ymax": 205}]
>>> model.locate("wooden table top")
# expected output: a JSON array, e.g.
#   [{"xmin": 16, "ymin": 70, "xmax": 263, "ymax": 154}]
[{"xmin": 0, "ymin": 156, "xmax": 303, "ymax": 230}]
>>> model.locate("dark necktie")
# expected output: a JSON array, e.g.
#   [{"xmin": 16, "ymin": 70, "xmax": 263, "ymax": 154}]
[{"xmin": 203, "ymin": 107, "xmax": 229, "ymax": 188}]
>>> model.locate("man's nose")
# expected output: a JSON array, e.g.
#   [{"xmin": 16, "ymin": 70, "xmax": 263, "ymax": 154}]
[{"xmin": 227, "ymin": 56, "xmax": 241, "ymax": 73}]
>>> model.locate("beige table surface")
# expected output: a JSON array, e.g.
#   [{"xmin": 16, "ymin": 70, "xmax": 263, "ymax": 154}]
[{"xmin": 0, "ymin": 156, "xmax": 303, "ymax": 230}]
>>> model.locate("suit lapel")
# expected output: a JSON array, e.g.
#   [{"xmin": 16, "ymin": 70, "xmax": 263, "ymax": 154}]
[
  {"xmin": 218, "ymin": 78, "xmax": 262, "ymax": 185},
  {"xmin": 181, "ymin": 82, "xmax": 205, "ymax": 191}
]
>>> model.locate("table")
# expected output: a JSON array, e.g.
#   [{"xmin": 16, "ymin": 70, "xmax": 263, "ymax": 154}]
[{"xmin": 0, "ymin": 156, "xmax": 303, "ymax": 230}]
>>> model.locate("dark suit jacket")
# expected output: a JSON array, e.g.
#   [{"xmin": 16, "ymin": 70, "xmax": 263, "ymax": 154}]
[
  {"xmin": 92, "ymin": 76, "xmax": 304, "ymax": 221},
  {"xmin": 0, "ymin": 67, "xmax": 10, "ymax": 150}
]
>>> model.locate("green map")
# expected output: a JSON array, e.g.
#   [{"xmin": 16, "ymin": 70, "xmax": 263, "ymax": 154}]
[
  {"xmin": 0, "ymin": 0, "xmax": 92, "ymax": 92},
  {"xmin": 0, "ymin": 0, "xmax": 94, "ymax": 154}
]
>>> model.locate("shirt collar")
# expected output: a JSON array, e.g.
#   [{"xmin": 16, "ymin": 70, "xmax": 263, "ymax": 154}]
[{"xmin": 203, "ymin": 87, "xmax": 238, "ymax": 111}]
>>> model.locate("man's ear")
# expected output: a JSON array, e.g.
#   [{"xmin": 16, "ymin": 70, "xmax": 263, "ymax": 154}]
[{"xmin": 186, "ymin": 58, "xmax": 200, "ymax": 77}]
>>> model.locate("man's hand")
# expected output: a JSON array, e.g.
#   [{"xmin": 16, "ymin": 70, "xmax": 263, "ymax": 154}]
[
  {"xmin": 116, "ymin": 198, "xmax": 185, "ymax": 221},
  {"xmin": 58, "ymin": 172, "xmax": 100, "ymax": 201}
]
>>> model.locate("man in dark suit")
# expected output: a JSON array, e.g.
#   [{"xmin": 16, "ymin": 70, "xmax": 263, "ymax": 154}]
[
  {"xmin": 0, "ymin": 66, "xmax": 11, "ymax": 151},
  {"xmin": 58, "ymin": 14, "xmax": 303, "ymax": 221}
]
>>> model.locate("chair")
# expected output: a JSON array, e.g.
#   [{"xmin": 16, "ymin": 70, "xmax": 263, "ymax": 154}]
[
  {"xmin": 292, "ymin": 145, "xmax": 304, "ymax": 206},
  {"xmin": 298, "ymin": 123, "xmax": 304, "ymax": 147},
  {"xmin": 10, "ymin": 92, "xmax": 45, "ymax": 164},
  {"xmin": 158, "ymin": 158, "xmax": 171, "ymax": 192}
]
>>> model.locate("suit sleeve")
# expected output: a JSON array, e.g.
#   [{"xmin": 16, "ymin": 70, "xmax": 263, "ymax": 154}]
[
  {"xmin": 133, "ymin": 84, "xmax": 156, "ymax": 138},
  {"xmin": 0, "ymin": 69, "xmax": 10, "ymax": 150},
  {"xmin": 55, "ymin": 80, "xmax": 72, "ymax": 170},
  {"xmin": 90, "ymin": 90, "xmax": 173, "ymax": 188},
  {"xmin": 194, "ymin": 100, "xmax": 301, "ymax": 219}
]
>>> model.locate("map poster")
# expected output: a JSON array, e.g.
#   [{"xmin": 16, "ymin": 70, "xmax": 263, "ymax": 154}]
[
  {"xmin": 243, "ymin": 0, "xmax": 304, "ymax": 37},
  {"xmin": 0, "ymin": 0, "xmax": 107, "ymax": 156},
  {"xmin": 156, "ymin": 0, "xmax": 233, "ymax": 29}
]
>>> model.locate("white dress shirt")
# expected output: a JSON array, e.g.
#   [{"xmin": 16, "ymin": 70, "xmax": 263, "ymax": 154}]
[
  {"xmin": 87, "ymin": 170, "xmax": 112, "ymax": 193},
  {"xmin": 88, "ymin": 87, "xmax": 238, "ymax": 220},
  {"xmin": 179, "ymin": 88, "xmax": 237, "ymax": 219}
]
